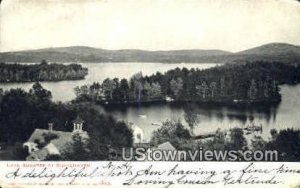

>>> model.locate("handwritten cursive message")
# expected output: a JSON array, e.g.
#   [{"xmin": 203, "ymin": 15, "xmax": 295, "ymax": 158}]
[{"xmin": 1, "ymin": 162, "xmax": 300, "ymax": 187}]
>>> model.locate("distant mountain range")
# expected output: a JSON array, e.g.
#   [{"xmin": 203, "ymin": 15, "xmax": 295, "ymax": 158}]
[{"xmin": 1, "ymin": 43, "xmax": 300, "ymax": 63}]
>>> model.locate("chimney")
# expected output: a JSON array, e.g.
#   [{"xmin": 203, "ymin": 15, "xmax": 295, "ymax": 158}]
[{"xmin": 48, "ymin": 123, "xmax": 53, "ymax": 131}]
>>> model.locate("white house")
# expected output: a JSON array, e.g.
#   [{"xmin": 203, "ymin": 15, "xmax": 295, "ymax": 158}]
[
  {"xmin": 23, "ymin": 116, "xmax": 88, "ymax": 161},
  {"xmin": 128, "ymin": 122, "xmax": 145, "ymax": 144}
]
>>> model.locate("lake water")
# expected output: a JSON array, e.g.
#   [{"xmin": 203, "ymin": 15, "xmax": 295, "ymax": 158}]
[
  {"xmin": 0, "ymin": 62, "xmax": 217, "ymax": 102},
  {"xmin": 99, "ymin": 84, "xmax": 300, "ymax": 141},
  {"xmin": 0, "ymin": 62, "xmax": 299, "ymax": 142}
]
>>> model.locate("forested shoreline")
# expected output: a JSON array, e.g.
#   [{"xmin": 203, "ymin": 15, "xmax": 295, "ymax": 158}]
[
  {"xmin": 74, "ymin": 61, "xmax": 300, "ymax": 104},
  {"xmin": 151, "ymin": 120, "xmax": 300, "ymax": 161},
  {"xmin": 0, "ymin": 83, "xmax": 133, "ymax": 160},
  {"xmin": 0, "ymin": 83, "xmax": 299, "ymax": 161},
  {"xmin": 0, "ymin": 61, "xmax": 88, "ymax": 82}
]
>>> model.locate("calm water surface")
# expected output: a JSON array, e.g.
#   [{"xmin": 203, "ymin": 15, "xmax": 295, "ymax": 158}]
[
  {"xmin": 102, "ymin": 84, "xmax": 300, "ymax": 141},
  {"xmin": 0, "ymin": 62, "xmax": 217, "ymax": 101},
  {"xmin": 0, "ymin": 62, "xmax": 299, "ymax": 141}
]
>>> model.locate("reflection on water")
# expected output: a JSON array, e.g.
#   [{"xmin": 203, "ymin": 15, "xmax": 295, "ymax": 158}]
[
  {"xmin": 100, "ymin": 84, "xmax": 300, "ymax": 141},
  {"xmin": 0, "ymin": 62, "xmax": 299, "ymax": 142},
  {"xmin": 0, "ymin": 62, "xmax": 218, "ymax": 101}
]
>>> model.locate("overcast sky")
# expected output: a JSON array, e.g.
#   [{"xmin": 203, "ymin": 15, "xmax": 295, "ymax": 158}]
[{"xmin": 1, "ymin": 0, "xmax": 300, "ymax": 52}]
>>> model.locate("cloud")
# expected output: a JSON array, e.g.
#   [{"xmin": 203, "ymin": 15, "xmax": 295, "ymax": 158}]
[{"xmin": 1, "ymin": 0, "xmax": 300, "ymax": 52}]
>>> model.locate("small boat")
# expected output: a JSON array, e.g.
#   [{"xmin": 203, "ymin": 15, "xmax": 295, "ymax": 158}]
[
  {"xmin": 193, "ymin": 133, "xmax": 216, "ymax": 140},
  {"xmin": 151, "ymin": 123, "xmax": 162, "ymax": 126},
  {"xmin": 139, "ymin": 115, "xmax": 147, "ymax": 118},
  {"xmin": 165, "ymin": 96, "xmax": 174, "ymax": 102},
  {"xmin": 233, "ymin": 99, "xmax": 243, "ymax": 103},
  {"xmin": 244, "ymin": 123, "xmax": 262, "ymax": 132}
]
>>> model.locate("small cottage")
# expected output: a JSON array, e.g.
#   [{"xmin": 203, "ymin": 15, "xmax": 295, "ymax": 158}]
[
  {"xmin": 128, "ymin": 122, "xmax": 145, "ymax": 144},
  {"xmin": 23, "ymin": 116, "xmax": 88, "ymax": 161},
  {"xmin": 156, "ymin": 141, "xmax": 176, "ymax": 151}
]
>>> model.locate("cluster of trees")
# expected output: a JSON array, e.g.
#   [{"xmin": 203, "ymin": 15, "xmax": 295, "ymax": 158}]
[
  {"xmin": 0, "ymin": 83, "xmax": 133, "ymax": 160},
  {"xmin": 251, "ymin": 128, "xmax": 300, "ymax": 161},
  {"xmin": 209, "ymin": 127, "xmax": 300, "ymax": 161},
  {"xmin": 149, "ymin": 120, "xmax": 248, "ymax": 156},
  {"xmin": 74, "ymin": 62, "xmax": 300, "ymax": 104},
  {"xmin": 150, "ymin": 120, "xmax": 192, "ymax": 149},
  {"xmin": 0, "ymin": 60, "xmax": 88, "ymax": 82},
  {"xmin": 74, "ymin": 72, "xmax": 163, "ymax": 103},
  {"xmin": 150, "ymin": 119, "xmax": 300, "ymax": 161}
]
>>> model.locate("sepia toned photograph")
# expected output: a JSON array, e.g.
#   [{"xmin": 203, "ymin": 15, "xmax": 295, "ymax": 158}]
[{"xmin": 0, "ymin": 0, "xmax": 300, "ymax": 164}]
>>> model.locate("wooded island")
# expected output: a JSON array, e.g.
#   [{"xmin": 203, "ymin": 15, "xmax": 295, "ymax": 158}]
[
  {"xmin": 74, "ymin": 61, "xmax": 300, "ymax": 104},
  {"xmin": 0, "ymin": 61, "xmax": 88, "ymax": 82}
]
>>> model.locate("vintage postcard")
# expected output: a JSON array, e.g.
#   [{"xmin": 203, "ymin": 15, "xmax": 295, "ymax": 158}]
[{"xmin": 0, "ymin": 0, "xmax": 300, "ymax": 187}]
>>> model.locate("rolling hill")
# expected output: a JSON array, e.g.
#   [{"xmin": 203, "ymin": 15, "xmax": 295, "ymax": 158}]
[
  {"xmin": 237, "ymin": 43, "xmax": 300, "ymax": 56},
  {"xmin": 0, "ymin": 43, "xmax": 299, "ymax": 63}
]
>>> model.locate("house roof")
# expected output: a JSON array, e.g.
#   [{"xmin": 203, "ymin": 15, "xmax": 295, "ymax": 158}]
[
  {"xmin": 156, "ymin": 141, "xmax": 176, "ymax": 150},
  {"xmin": 72, "ymin": 116, "xmax": 84, "ymax": 124},
  {"xmin": 26, "ymin": 129, "xmax": 73, "ymax": 152},
  {"xmin": 25, "ymin": 128, "xmax": 90, "ymax": 160},
  {"xmin": 128, "ymin": 123, "xmax": 143, "ymax": 133},
  {"xmin": 45, "ymin": 142, "xmax": 61, "ymax": 155},
  {"xmin": 26, "ymin": 148, "xmax": 49, "ymax": 161}
]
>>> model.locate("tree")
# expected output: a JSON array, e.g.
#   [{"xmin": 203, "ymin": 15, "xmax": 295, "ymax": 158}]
[
  {"xmin": 183, "ymin": 103, "xmax": 200, "ymax": 135},
  {"xmin": 74, "ymin": 86, "xmax": 82, "ymax": 97},
  {"xmin": 89, "ymin": 82, "xmax": 102, "ymax": 100},
  {"xmin": 0, "ymin": 88, "xmax": 3, "ymax": 103},
  {"xmin": 41, "ymin": 59, "xmax": 48, "ymax": 66},
  {"xmin": 0, "ymin": 63, "xmax": 87, "ymax": 82},
  {"xmin": 112, "ymin": 78, "xmax": 122, "ymax": 101},
  {"xmin": 220, "ymin": 77, "xmax": 226, "ymax": 97},
  {"xmin": 201, "ymin": 128, "xmax": 227, "ymax": 151},
  {"xmin": 150, "ymin": 120, "xmax": 191, "ymax": 149},
  {"xmin": 143, "ymin": 81, "xmax": 152, "ymax": 100},
  {"xmin": 60, "ymin": 133, "xmax": 90, "ymax": 161},
  {"xmin": 102, "ymin": 78, "xmax": 116, "ymax": 100},
  {"xmin": 264, "ymin": 128, "xmax": 300, "ymax": 161},
  {"xmin": 270, "ymin": 129, "xmax": 278, "ymax": 139},
  {"xmin": 71, "ymin": 61, "xmax": 297, "ymax": 104},
  {"xmin": 150, "ymin": 82, "xmax": 162, "ymax": 99},
  {"xmin": 251, "ymin": 136, "xmax": 267, "ymax": 150},
  {"xmin": 209, "ymin": 82, "xmax": 217, "ymax": 98},
  {"xmin": 226, "ymin": 128, "xmax": 247, "ymax": 150},
  {"xmin": 29, "ymin": 82, "xmax": 52, "ymax": 103},
  {"xmin": 170, "ymin": 78, "xmax": 183, "ymax": 99},
  {"xmin": 0, "ymin": 85, "xmax": 134, "ymax": 161},
  {"xmin": 196, "ymin": 81, "xmax": 209, "ymax": 100},
  {"xmin": 77, "ymin": 106, "xmax": 133, "ymax": 160},
  {"xmin": 0, "ymin": 88, "xmax": 34, "ymax": 142},
  {"xmin": 80, "ymin": 85, "xmax": 89, "ymax": 96},
  {"xmin": 119, "ymin": 79, "xmax": 130, "ymax": 100},
  {"xmin": 144, "ymin": 81, "xmax": 162, "ymax": 100},
  {"xmin": 248, "ymin": 79, "xmax": 258, "ymax": 100},
  {"xmin": 130, "ymin": 72, "xmax": 143, "ymax": 101},
  {"xmin": 263, "ymin": 79, "xmax": 272, "ymax": 99}
]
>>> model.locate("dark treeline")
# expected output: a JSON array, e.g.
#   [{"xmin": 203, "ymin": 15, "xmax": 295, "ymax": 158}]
[
  {"xmin": 251, "ymin": 128, "xmax": 300, "ymax": 161},
  {"xmin": 74, "ymin": 61, "xmax": 300, "ymax": 104},
  {"xmin": 0, "ymin": 83, "xmax": 132, "ymax": 160},
  {"xmin": 0, "ymin": 60, "xmax": 88, "ymax": 82},
  {"xmin": 151, "ymin": 120, "xmax": 300, "ymax": 161}
]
